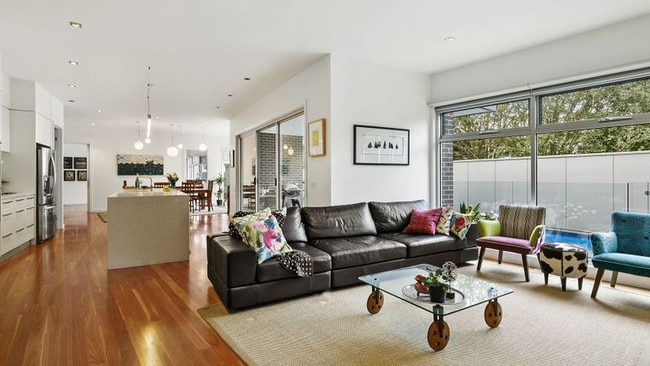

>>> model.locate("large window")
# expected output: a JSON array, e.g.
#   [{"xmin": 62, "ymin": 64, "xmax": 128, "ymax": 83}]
[{"xmin": 437, "ymin": 69, "xmax": 650, "ymax": 233}]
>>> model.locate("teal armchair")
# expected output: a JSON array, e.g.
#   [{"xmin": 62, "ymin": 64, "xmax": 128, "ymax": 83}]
[{"xmin": 590, "ymin": 211, "xmax": 650, "ymax": 298}]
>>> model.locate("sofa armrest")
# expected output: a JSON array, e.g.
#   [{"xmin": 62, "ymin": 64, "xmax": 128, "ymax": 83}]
[
  {"xmin": 478, "ymin": 219, "xmax": 500, "ymax": 237},
  {"xmin": 590, "ymin": 232, "xmax": 618, "ymax": 255},
  {"xmin": 207, "ymin": 234, "xmax": 258, "ymax": 288}
]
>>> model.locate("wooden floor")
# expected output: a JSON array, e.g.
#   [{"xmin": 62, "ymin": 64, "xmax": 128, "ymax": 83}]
[{"xmin": 0, "ymin": 205, "xmax": 245, "ymax": 366}]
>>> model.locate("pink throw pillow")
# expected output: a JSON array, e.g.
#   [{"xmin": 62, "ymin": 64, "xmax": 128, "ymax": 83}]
[{"xmin": 403, "ymin": 208, "xmax": 443, "ymax": 235}]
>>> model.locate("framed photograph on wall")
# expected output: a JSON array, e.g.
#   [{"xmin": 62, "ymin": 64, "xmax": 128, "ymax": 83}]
[
  {"xmin": 64, "ymin": 170, "xmax": 76, "ymax": 181},
  {"xmin": 353, "ymin": 124, "xmax": 410, "ymax": 165},
  {"xmin": 74, "ymin": 157, "xmax": 88, "ymax": 169},
  {"xmin": 77, "ymin": 170, "xmax": 88, "ymax": 181},
  {"xmin": 64, "ymin": 157, "xmax": 73, "ymax": 169},
  {"xmin": 308, "ymin": 118, "xmax": 326, "ymax": 157}
]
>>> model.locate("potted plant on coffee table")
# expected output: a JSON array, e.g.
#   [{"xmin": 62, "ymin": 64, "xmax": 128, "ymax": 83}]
[{"xmin": 415, "ymin": 269, "xmax": 449, "ymax": 303}]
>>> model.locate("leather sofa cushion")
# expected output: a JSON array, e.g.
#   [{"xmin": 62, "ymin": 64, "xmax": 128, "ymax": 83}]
[
  {"xmin": 256, "ymin": 242, "xmax": 332, "ymax": 283},
  {"xmin": 302, "ymin": 202, "xmax": 377, "ymax": 239},
  {"xmin": 282, "ymin": 206, "xmax": 308, "ymax": 243},
  {"xmin": 309, "ymin": 235, "xmax": 406, "ymax": 269},
  {"xmin": 378, "ymin": 232, "xmax": 465, "ymax": 257},
  {"xmin": 368, "ymin": 200, "xmax": 429, "ymax": 233}
]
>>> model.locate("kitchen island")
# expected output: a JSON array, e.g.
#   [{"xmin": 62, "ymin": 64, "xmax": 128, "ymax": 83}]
[{"xmin": 107, "ymin": 189, "xmax": 189, "ymax": 269}]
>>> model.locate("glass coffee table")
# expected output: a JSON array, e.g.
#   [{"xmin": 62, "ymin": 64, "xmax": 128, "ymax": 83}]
[{"xmin": 358, "ymin": 263, "xmax": 513, "ymax": 351}]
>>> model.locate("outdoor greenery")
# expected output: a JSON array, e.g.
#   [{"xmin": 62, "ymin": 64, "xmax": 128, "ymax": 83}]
[{"xmin": 449, "ymin": 78, "xmax": 650, "ymax": 161}]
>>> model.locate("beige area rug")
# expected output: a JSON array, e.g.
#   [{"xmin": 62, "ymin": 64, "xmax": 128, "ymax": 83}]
[
  {"xmin": 198, "ymin": 262, "xmax": 650, "ymax": 366},
  {"xmin": 96, "ymin": 212, "xmax": 108, "ymax": 223}
]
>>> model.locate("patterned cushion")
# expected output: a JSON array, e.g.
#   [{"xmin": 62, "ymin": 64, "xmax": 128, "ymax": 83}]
[
  {"xmin": 402, "ymin": 208, "xmax": 442, "ymax": 235},
  {"xmin": 450, "ymin": 212, "xmax": 472, "ymax": 239},
  {"xmin": 436, "ymin": 206, "xmax": 454, "ymax": 235},
  {"xmin": 230, "ymin": 208, "xmax": 293, "ymax": 263},
  {"xmin": 229, "ymin": 208, "xmax": 287, "ymax": 239},
  {"xmin": 499, "ymin": 204, "xmax": 545, "ymax": 240}
]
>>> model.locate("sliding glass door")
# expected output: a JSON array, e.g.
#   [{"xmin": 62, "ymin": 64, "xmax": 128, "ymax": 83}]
[{"xmin": 237, "ymin": 111, "xmax": 305, "ymax": 211}]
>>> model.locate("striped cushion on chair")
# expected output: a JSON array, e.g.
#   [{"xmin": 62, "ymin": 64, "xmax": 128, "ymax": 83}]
[{"xmin": 499, "ymin": 204, "xmax": 546, "ymax": 240}]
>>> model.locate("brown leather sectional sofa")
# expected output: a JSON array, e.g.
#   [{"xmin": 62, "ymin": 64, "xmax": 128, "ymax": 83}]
[{"xmin": 206, "ymin": 200, "xmax": 478, "ymax": 310}]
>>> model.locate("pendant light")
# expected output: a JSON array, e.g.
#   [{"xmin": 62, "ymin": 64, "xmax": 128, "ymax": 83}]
[
  {"xmin": 198, "ymin": 127, "xmax": 207, "ymax": 151},
  {"xmin": 167, "ymin": 124, "xmax": 179, "ymax": 157},
  {"xmin": 134, "ymin": 121, "xmax": 144, "ymax": 150},
  {"xmin": 144, "ymin": 66, "xmax": 154, "ymax": 144},
  {"xmin": 176, "ymin": 124, "xmax": 183, "ymax": 150}
]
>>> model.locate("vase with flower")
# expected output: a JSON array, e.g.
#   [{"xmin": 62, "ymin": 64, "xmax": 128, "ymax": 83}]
[{"xmin": 166, "ymin": 172, "xmax": 179, "ymax": 188}]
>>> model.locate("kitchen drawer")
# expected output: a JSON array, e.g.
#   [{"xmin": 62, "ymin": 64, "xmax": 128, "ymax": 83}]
[
  {"xmin": 1, "ymin": 232, "xmax": 14, "ymax": 255},
  {"xmin": 2, "ymin": 198, "xmax": 16, "ymax": 213},
  {"xmin": 1, "ymin": 211, "xmax": 15, "ymax": 235}
]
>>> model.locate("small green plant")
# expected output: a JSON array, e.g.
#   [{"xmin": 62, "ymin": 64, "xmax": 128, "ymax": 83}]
[
  {"xmin": 214, "ymin": 173, "xmax": 225, "ymax": 200},
  {"xmin": 459, "ymin": 201, "xmax": 481, "ymax": 222},
  {"xmin": 459, "ymin": 201, "xmax": 498, "ymax": 222}
]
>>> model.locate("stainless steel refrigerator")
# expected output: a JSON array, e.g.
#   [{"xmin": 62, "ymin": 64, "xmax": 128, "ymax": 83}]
[{"xmin": 37, "ymin": 144, "xmax": 57, "ymax": 243}]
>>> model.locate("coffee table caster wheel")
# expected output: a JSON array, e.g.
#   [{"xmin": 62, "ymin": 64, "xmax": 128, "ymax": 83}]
[
  {"xmin": 366, "ymin": 291, "xmax": 384, "ymax": 314},
  {"xmin": 427, "ymin": 321, "xmax": 450, "ymax": 351},
  {"xmin": 484, "ymin": 300, "xmax": 502, "ymax": 328}
]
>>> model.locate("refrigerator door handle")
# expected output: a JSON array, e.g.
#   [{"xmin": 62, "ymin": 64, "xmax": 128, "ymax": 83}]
[{"xmin": 49, "ymin": 153, "xmax": 57, "ymax": 193}]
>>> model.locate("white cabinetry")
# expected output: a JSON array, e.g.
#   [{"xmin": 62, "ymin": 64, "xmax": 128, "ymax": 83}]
[
  {"xmin": 1, "ymin": 193, "xmax": 36, "ymax": 256},
  {"xmin": 0, "ymin": 72, "xmax": 9, "ymax": 152},
  {"xmin": 51, "ymin": 96, "xmax": 64, "ymax": 128},
  {"xmin": 35, "ymin": 112, "xmax": 52, "ymax": 147}
]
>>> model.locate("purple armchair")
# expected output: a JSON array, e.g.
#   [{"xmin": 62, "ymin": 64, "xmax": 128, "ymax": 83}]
[{"xmin": 476, "ymin": 204, "xmax": 546, "ymax": 282}]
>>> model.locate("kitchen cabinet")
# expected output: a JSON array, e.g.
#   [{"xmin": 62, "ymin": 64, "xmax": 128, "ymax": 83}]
[
  {"xmin": 51, "ymin": 96, "xmax": 64, "ymax": 128},
  {"xmin": 35, "ymin": 112, "xmax": 52, "ymax": 147},
  {"xmin": 0, "ymin": 73, "xmax": 9, "ymax": 151},
  {"xmin": 1, "ymin": 105, "xmax": 9, "ymax": 151},
  {"xmin": 1, "ymin": 193, "xmax": 36, "ymax": 257}
]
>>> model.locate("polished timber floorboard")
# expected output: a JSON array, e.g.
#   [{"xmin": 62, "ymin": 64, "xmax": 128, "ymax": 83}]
[{"xmin": 0, "ymin": 205, "xmax": 244, "ymax": 366}]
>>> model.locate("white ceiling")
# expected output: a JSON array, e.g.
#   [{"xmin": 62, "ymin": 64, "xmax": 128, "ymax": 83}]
[{"xmin": 1, "ymin": 0, "xmax": 649, "ymax": 137}]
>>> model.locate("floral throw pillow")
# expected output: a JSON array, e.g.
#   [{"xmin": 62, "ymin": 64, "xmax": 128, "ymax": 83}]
[
  {"xmin": 450, "ymin": 212, "xmax": 472, "ymax": 239},
  {"xmin": 403, "ymin": 208, "xmax": 443, "ymax": 235},
  {"xmin": 436, "ymin": 206, "xmax": 454, "ymax": 235},
  {"xmin": 231, "ymin": 208, "xmax": 293, "ymax": 263}
]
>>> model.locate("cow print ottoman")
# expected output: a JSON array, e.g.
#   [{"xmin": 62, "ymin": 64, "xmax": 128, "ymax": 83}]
[{"xmin": 538, "ymin": 242, "xmax": 588, "ymax": 291}]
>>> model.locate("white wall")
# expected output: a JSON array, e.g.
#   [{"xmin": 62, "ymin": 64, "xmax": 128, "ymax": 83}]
[
  {"xmin": 63, "ymin": 143, "xmax": 88, "ymax": 205},
  {"xmin": 329, "ymin": 55, "xmax": 430, "ymax": 205},
  {"xmin": 64, "ymin": 124, "xmax": 229, "ymax": 212},
  {"xmin": 230, "ymin": 55, "xmax": 331, "ymax": 207},
  {"xmin": 430, "ymin": 14, "xmax": 650, "ymax": 105},
  {"xmin": 230, "ymin": 54, "xmax": 431, "ymax": 208}
]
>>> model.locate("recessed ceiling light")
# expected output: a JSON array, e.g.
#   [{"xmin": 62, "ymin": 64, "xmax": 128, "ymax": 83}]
[
  {"xmin": 216, "ymin": 106, "xmax": 221, "ymax": 109},
  {"xmin": 69, "ymin": 60, "xmax": 79, "ymax": 65},
  {"xmin": 69, "ymin": 21, "xmax": 82, "ymax": 28},
  {"xmin": 227, "ymin": 94, "xmax": 233, "ymax": 97},
  {"xmin": 97, "ymin": 109, "xmax": 102, "ymax": 113},
  {"xmin": 444, "ymin": 36, "xmax": 456, "ymax": 42},
  {"xmin": 68, "ymin": 83, "xmax": 77, "ymax": 88},
  {"xmin": 244, "ymin": 77, "xmax": 251, "ymax": 81},
  {"xmin": 91, "ymin": 122, "xmax": 96, "ymax": 126},
  {"xmin": 68, "ymin": 99, "xmax": 75, "ymax": 103}
]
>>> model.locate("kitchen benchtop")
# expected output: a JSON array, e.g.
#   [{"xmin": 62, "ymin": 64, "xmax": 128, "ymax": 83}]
[{"xmin": 109, "ymin": 188, "xmax": 188, "ymax": 198}]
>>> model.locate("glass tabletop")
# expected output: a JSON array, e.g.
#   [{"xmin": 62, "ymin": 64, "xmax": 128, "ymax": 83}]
[{"xmin": 358, "ymin": 264, "xmax": 513, "ymax": 316}]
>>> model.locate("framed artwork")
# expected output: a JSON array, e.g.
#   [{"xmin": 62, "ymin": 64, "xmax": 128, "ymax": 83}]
[
  {"xmin": 73, "ymin": 157, "xmax": 87, "ymax": 169},
  {"xmin": 116, "ymin": 154, "xmax": 164, "ymax": 175},
  {"xmin": 64, "ymin": 170, "xmax": 75, "ymax": 181},
  {"xmin": 308, "ymin": 118, "xmax": 326, "ymax": 157},
  {"xmin": 63, "ymin": 157, "xmax": 73, "ymax": 169},
  {"xmin": 77, "ymin": 170, "xmax": 88, "ymax": 181},
  {"xmin": 353, "ymin": 124, "xmax": 410, "ymax": 165}
]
